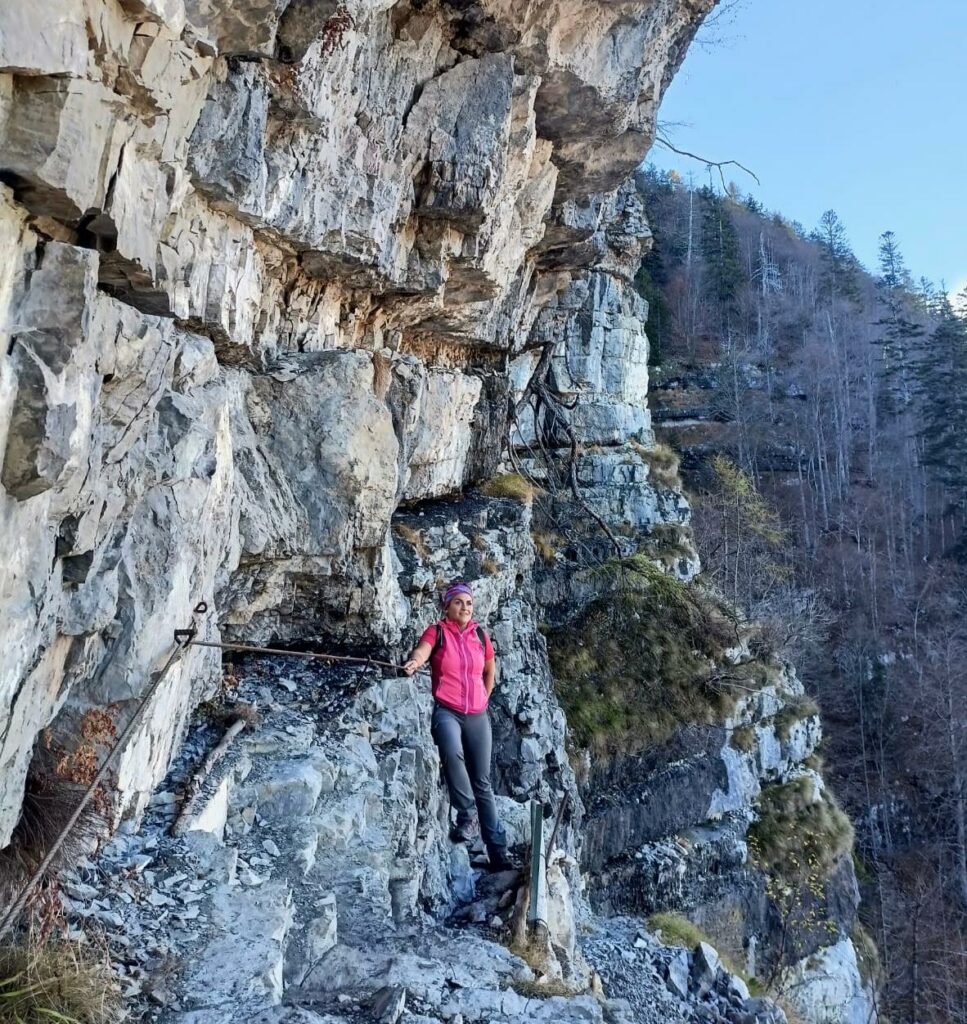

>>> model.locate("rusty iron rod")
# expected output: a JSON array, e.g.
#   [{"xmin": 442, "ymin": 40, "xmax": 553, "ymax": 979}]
[{"xmin": 187, "ymin": 638, "xmax": 406, "ymax": 671}]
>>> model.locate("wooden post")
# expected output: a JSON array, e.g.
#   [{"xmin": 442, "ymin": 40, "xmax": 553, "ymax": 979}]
[{"xmin": 527, "ymin": 798, "xmax": 547, "ymax": 936}]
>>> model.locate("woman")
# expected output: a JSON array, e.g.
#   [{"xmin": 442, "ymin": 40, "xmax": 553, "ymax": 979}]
[{"xmin": 402, "ymin": 582, "xmax": 513, "ymax": 870}]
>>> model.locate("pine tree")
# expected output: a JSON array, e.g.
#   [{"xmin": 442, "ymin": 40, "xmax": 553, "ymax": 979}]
[
  {"xmin": 916, "ymin": 293, "xmax": 967, "ymax": 497},
  {"xmin": 812, "ymin": 209, "xmax": 860, "ymax": 303},
  {"xmin": 698, "ymin": 186, "xmax": 745, "ymax": 317},
  {"xmin": 874, "ymin": 231, "xmax": 923, "ymax": 409}
]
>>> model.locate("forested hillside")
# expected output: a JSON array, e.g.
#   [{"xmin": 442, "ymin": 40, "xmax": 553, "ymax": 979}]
[{"xmin": 637, "ymin": 165, "xmax": 967, "ymax": 1024}]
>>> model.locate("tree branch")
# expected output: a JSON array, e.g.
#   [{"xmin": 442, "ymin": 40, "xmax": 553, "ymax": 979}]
[{"xmin": 654, "ymin": 133, "xmax": 760, "ymax": 189}]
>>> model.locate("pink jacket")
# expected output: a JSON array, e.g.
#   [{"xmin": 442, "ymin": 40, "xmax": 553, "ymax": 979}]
[{"xmin": 420, "ymin": 619, "xmax": 495, "ymax": 714}]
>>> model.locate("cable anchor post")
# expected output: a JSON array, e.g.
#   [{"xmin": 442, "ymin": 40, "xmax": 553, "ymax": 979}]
[{"xmin": 174, "ymin": 600, "xmax": 210, "ymax": 647}]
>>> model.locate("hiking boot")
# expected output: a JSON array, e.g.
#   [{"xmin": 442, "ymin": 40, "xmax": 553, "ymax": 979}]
[
  {"xmin": 486, "ymin": 846, "xmax": 517, "ymax": 871},
  {"xmin": 449, "ymin": 818, "xmax": 478, "ymax": 844}
]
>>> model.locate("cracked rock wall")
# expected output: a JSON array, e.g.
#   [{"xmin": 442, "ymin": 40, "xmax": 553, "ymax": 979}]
[{"xmin": 0, "ymin": 0, "xmax": 713, "ymax": 845}]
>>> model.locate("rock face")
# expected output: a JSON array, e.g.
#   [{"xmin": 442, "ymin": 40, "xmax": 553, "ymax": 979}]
[
  {"xmin": 1, "ymin": 2, "xmax": 876, "ymax": 1023},
  {"xmin": 0, "ymin": 0, "xmax": 711, "ymax": 840}
]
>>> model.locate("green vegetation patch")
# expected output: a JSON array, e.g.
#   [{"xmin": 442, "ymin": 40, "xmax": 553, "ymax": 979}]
[
  {"xmin": 748, "ymin": 777, "xmax": 854, "ymax": 885},
  {"xmin": 549, "ymin": 556, "xmax": 741, "ymax": 756},
  {"xmin": 647, "ymin": 912, "xmax": 710, "ymax": 950},
  {"xmin": 647, "ymin": 912, "xmax": 750, "ymax": 983}
]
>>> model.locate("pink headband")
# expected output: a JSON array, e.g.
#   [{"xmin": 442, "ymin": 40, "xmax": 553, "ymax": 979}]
[{"xmin": 442, "ymin": 582, "xmax": 473, "ymax": 607}]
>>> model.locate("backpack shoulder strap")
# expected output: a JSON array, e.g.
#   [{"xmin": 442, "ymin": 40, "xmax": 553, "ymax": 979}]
[
  {"xmin": 429, "ymin": 623, "xmax": 445, "ymax": 698},
  {"xmin": 476, "ymin": 625, "xmax": 489, "ymax": 652}
]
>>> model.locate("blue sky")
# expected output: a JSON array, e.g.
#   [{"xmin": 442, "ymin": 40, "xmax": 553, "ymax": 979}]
[{"xmin": 650, "ymin": 0, "xmax": 967, "ymax": 295}]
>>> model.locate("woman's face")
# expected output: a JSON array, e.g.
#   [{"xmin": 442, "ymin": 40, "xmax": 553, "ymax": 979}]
[{"xmin": 446, "ymin": 593, "xmax": 473, "ymax": 626}]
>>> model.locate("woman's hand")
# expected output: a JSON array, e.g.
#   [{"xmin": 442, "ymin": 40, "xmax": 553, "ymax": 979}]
[{"xmin": 402, "ymin": 639, "xmax": 433, "ymax": 677}]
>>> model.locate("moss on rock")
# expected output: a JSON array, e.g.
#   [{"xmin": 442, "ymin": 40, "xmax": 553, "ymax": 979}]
[{"xmin": 548, "ymin": 556, "xmax": 743, "ymax": 756}]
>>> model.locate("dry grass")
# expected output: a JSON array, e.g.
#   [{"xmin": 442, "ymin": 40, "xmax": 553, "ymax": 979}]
[
  {"xmin": 730, "ymin": 725, "xmax": 757, "ymax": 753},
  {"xmin": 0, "ymin": 935, "xmax": 125, "ymax": 1024},
  {"xmin": 548, "ymin": 556, "xmax": 742, "ymax": 756},
  {"xmin": 507, "ymin": 936, "xmax": 546, "ymax": 973},
  {"xmin": 804, "ymin": 752, "xmax": 824, "ymax": 773},
  {"xmin": 531, "ymin": 531, "xmax": 562, "ymax": 564},
  {"xmin": 628, "ymin": 439, "xmax": 681, "ymax": 488},
  {"xmin": 773, "ymin": 695, "xmax": 820, "ymax": 741},
  {"xmin": 392, "ymin": 522, "xmax": 429, "ymax": 559},
  {"xmin": 643, "ymin": 523, "xmax": 694, "ymax": 564},
  {"xmin": 508, "ymin": 976, "xmax": 576, "ymax": 999},
  {"xmin": 481, "ymin": 556, "xmax": 500, "ymax": 576},
  {"xmin": 480, "ymin": 473, "xmax": 537, "ymax": 502},
  {"xmin": 506, "ymin": 934, "xmax": 573, "ymax": 995},
  {"xmin": 0, "ymin": 771, "xmax": 102, "ymax": 899},
  {"xmin": 748, "ymin": 778, "xmax": 854, "ymax": 885}
]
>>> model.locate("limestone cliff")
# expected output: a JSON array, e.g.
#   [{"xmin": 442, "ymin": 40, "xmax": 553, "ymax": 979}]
[
  {"xmin": 0, "ymin": 0, "xmax": 709, "ymax": 836},
  {"xmin": 0, "ymin": 3, "xmax": 875, "ymax": 1024}
]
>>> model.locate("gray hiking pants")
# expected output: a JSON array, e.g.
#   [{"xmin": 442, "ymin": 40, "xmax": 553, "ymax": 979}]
[{"xmin": 431, "ymin": 703, "xmax": 507, "ymax": 851}]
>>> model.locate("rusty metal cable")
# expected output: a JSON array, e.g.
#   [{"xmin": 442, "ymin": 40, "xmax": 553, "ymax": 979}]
[
  {"xmin": 0, "ymin": 613, "xmax": 204, "ymax": 941},
  {"xmin": 186, "ymin": 638, "xmax": 409, "ymax": 671}
]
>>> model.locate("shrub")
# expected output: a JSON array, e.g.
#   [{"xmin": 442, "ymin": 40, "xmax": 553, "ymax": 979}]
[
  {"xmin": 480, "ymin": 473, "xmax": 537, "ymax": 502},
  {"xmin": 0, "ymin": 936, "xmax": 124, "ymax": 1024}
]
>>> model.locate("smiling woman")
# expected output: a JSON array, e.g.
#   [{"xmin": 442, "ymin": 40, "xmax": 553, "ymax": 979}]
[{"xmin": 402, "ymin": 581, "xmax": 513, "ymax": 871}]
